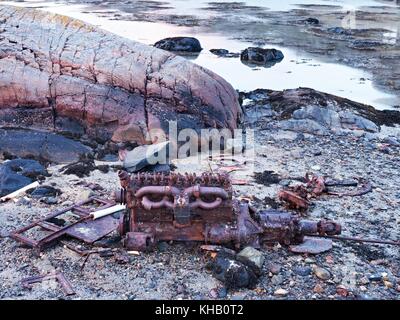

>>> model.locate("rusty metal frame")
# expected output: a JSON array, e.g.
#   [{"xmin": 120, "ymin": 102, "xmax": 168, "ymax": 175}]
[{"xmin": 10, "ymin": 197, "xmax": 116, "ymax": 253}]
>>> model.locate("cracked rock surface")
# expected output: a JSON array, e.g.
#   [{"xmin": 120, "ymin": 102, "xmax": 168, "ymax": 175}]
[{"xmin": 0, "ymin": 5, "xmax": 241, "ymax": 145}]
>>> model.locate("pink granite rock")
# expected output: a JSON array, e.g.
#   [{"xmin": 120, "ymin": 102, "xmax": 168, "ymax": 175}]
[{"xmin": 0, "ymin": 5, "xmax": 241, "ymax": 144}]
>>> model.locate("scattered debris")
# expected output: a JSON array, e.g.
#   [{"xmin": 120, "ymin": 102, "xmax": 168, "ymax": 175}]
[
  {"xmin": 21, "ymin": 272, "xmax": 75, "ymax": 296},
  {"xmin": 278, "ymin": 173, "xmax": 372, "ymax": 211}
]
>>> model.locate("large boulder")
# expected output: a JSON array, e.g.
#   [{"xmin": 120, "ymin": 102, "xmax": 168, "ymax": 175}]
[{"xmin": 0, "ymin": 6, "xmax": 241, "ymax": 146}]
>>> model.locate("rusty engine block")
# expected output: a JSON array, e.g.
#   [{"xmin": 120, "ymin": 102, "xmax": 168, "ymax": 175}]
[{"xmin": 115, "ymin": 171, "xmax": 341, "ymax": 251}]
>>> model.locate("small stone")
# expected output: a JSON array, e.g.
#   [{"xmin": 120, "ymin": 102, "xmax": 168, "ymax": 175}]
[
  {"xmin": 325, "ymin": 255, "xmax": 334, "ymax": 264},
  {"xmin": 237, "ymin": 246, "xmax": 265, "ymax": 271},
  {"xmin": 114, "ymin": 252, "xmax": 130, "ymax": 264},
  {"xmin": 217, "ymin": 287, "xmax": 227, "ymax": 298},
  {"xmin": 336, "ymin": 285, "xmax": 348, "ymax": 297},
  {"xmin": 313, "ymin": 284, "xmax": 324, "ymax": 294},
  {"xmin": 271, "ymin": 275, "xmax": 284, "ymax": 286},
  {"xmin": 78, "ymin": 189, "xmax": 95, "ymax": 202},
  {"xmin": 311, "ymin": 165, "xmax": 321, "ymax": 171},
  {"xmin": 359, "ymin": 286, "xmax": 367, "ymax": 292},
  {"xmin": 157, "ymin": 241, "xmax": 169, "ymax": 252},
  {"xmin": 383, "ymin": 136, "xmax": 400, "ymax": 146},
  {"xmin": 42, "ymin": 197, "xmax": 58, "ymax": 205},
  {"xmin": 396, "ymin": 285, "xmax": 400, "ymax": 292},
  {"xmin": 370, "ymin": 259, "xmax": 385, "ymax": 266},
  {"xmin": 0, "ymin": 230, "xmax": 10, "ymax": 238},
  {"xmin": 383, "ymin": 281, "xmax": 393, "ymax": 289},
  {"xmin": 62, "ymin": 200, "xmax": 73, "ymax": 207},
  {"xmin": 293, "ymin": 266, "xmax": 312, "ymax": 277},
  {"xmin": 359, "ymin": 277, "xmax": 370, "ymax": 285},
  {"xmin": 209, "ymin": 288, "xmax": 219, "ymax": 299},
  {"xmin": 269, "ymin": 263, "xmax": 282, "ymax": 275},
  {"xmin": 313, "ymin": 266, "xmax": 331, "ymax": 281},
  {"xmin": 305, "ymin": 258, "xmax": 315, "ymax": 264},
  {"xmin": 368, "ymin": 274, "xmax": 382, "ymax": 282},
  {"xmin": 16, "ymin": 197, "xmax": 31, "ymax": 206},
  {"xmin": 274, "ymin": 288, "xmax": 288, "ymax": 297}
]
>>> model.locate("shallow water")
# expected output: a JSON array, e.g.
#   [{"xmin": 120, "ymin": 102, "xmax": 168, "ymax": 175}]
[
  {"xmin": 164, "ymin": 0, "xmax": 399, "ymax": 14},
  {"xmin": 2, "ymin": 0, "xmax": 399, "ymax": 109}
]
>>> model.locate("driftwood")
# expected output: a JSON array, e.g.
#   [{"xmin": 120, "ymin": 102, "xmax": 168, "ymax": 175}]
[{"xmin": 0, "ymin": 5, "xmax": 241, "ymax": 145}]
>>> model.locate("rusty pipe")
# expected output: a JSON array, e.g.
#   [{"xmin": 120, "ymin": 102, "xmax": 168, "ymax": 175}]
[
  {"xmin": 135, "ymin": 186, "xmax": 180, "ymax": 198},
  {"xmin": 189, "ymin": 197, "xmax": 223, "ymax": 210},
  {"xmin": 184, "ymin": 186, "xmax": 229, "ymax": 200},
  {"xmin": 141, "ymin": 196, "xmax": 175, "ymax": 210}
]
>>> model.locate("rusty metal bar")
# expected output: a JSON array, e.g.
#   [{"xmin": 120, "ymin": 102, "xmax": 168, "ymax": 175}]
[{"xmin": 21, "ymin": 272, "xmax": 75, "ymax": 296}]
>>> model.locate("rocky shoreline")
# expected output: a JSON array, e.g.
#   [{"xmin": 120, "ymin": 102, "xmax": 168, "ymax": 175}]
[
  {"xmin": 0, "ymin": 2, "xmax": 399, "ymax": 301},
  {"xmin": 1, "ymin": 83, "xmax": 399, "ymax": 299}
]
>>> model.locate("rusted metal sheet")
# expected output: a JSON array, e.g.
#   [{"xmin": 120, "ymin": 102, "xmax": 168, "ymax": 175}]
[
  {"xmin": 66, "ymin": 215, "xmax": 120, "ymax": 243},
  {"xmin": 289, "ymin": 237, "xmax": 333, "ymax": 254}
]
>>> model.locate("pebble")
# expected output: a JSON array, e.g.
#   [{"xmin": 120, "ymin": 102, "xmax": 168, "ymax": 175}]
[
  {"xmin": 293, "ymin": 266, "xmax": 312, "ymax": 277},
  {"xmin": 274, "ymin": 289, "xmax": 288, "ymax": 297},
  {"xmin": 42, "ymin": 197, "xmax": 58, "ymax": 205},
  {"xmin": 209, "ymin": 288, "xmax": 218, "ymax": 299},
  {"xmin": 237, "ymin": 246, "xmax": 265, "ymax": 271},
  {"xmin": 368, "ymin": 274, "xmax": 382, "ymax": 282},
  {"xmin": 305, "ymin": 258, "xmax": 315, "ymax": 264},
  {"xmin": 157, "ymin": 241, "xmax": 169, "ymax": 252},
  {"xmin": 313, "ymin": 283, "xmax": 324, "ymax": 294},
  {"xmin": 217, "ymin": 287, "xmax": 228, "ymax": 298},
  {"xmin": 336, "ymin": 285, "xmax": 348, "ymax": 297},
  {"xmin": 383, "ymin": 281, "xmax": 393, "ymax": 289},
  {"xmin": 359, "ymin": 276, "xmax": 370, "ymax": 285},
  {"xmin": 78, "ymin": 189, "xmax": 95, "ymax": 202},
  {"xmin": 383, "ymin": 136, "xmax": 400, "ymax": 146},
  {"xmin": 62, "ymin": 200, "xmax": 73, "ymax": 207},
  {"xmin": 269, "ymin": 263, "xmax": 282, "ymax": 275},
  {"xmin": 311, "ymin": 165, "xmax": 321, "ymax": 171},
  {"xmin": 16, "ymin": 197, "xmax": 31, "ymax": 206},
  {"xmin": 0, "ymin": 230, "xmax": 10, "ymax": 238},
  {"xmin": 313, "ymin": 266, "xmax": 331, "ymax": 280},
  {"xmin": 271, "ymin": 275, "xmax": 284, "ymax": 285}
]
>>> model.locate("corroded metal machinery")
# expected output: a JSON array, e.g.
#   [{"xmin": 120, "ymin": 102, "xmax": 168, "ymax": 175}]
[{"xmin": 115, "ymin": 171, "xmax": 342, "ymax": 251}]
